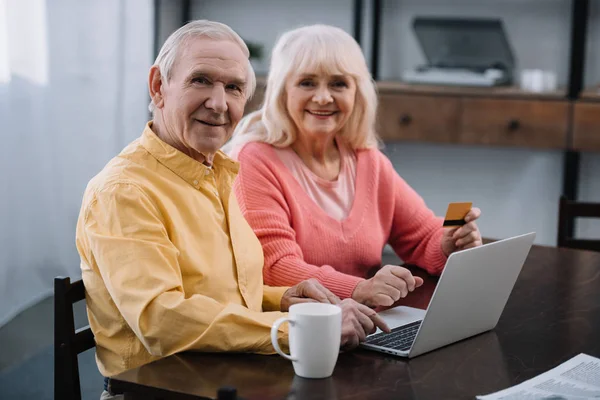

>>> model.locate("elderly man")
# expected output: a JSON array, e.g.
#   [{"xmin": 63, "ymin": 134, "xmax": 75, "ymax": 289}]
[{"xmin": 76, "ymin": 20, "xmax": 387, "ymax": 399}]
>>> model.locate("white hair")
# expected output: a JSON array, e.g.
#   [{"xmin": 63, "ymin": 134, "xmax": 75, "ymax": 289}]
[
  {"xmin": 148, "ymin": 20, "xmax": 256, "ymax": 113},
  {"xmin": 225, "ymin": 24, "xmax": 380, "ymax": 157}
]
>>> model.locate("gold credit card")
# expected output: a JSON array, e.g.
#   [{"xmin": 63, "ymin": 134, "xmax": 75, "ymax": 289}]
[{"xmin": 443, "ymin": 202, "xmax": 472, "ymax": 227}]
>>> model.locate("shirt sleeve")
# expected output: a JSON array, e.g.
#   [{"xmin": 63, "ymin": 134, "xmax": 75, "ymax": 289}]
[
  {"xmin": 83, "ymin": 182, "xmax": 288, "ymax": 358},
  {"xmin": 262, "ymin": 286, "xmax": 289, "ymax": 312},
  {"xmin": 234, "ymin": 149, "xmax": 364, "ymax": 299},
  {"xmin": 381, "ymin": 155, "xmax": 447, "ymax": 275}
]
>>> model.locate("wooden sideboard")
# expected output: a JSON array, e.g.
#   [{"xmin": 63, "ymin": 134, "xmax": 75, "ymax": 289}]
[
  {"xmin": 573, "ymin": 87, "xmax": 600, "ymax": 152},
  {"xmin": 245, "ymin": 78, "xmax": 600, "ymax": 152}
]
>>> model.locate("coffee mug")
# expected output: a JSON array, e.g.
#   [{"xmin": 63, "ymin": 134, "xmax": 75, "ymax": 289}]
[{"xmin": 271, "ymin": 303, "xmax": 342, "ymax": 378}]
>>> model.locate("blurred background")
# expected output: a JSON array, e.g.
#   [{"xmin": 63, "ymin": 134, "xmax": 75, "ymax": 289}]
[{"xmin": 1, "ymin": 0, "xmax": 599, "ymax": 398}]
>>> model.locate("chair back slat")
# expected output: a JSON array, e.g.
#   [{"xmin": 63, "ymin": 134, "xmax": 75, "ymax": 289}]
[
  {"xmin": 557, "ymin": 196, "xmax": 600, "ymax": 252},
  {"xmin": 563, "ymin": 239, "xmax": 600, "ymax": 252},
  {"xmin": 54, "ymin": 276, "xmax": 95, "ymax": 400},
  {"xmin": 566, "ymin": 202, "xmax": 600, "ymax": 218},
  {"xmin": 74, "ymin": 326, "xmax": 96, "ymax": 354},
  {"xmin": 66, "ymin": 279, "xmax": 86, "ymax": 303}
]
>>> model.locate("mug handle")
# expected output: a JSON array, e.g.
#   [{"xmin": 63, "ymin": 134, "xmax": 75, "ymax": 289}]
[{"xmin": 271, "ymin": 317, "xmax": 297, "ymax": 361}]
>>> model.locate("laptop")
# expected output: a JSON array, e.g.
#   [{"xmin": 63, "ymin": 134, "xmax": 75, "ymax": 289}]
[
  {"xmin": 361, "ymin": 232, "xmax": 536, "ymax": 358},
  {"xmin": 403, "ymin": 17, "xmax": 515, "ymax": 87}
]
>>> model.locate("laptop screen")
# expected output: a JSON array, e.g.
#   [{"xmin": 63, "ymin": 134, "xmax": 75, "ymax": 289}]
[{"xmin": 413, "ymin": 17, "xmax": 515, "ymax": 71}]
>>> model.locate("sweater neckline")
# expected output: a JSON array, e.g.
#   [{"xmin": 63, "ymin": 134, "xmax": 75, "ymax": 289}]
[
  {"xmin": 264, "ymin": 144, "xmax": 371, "ymax": 237},
  {"xmin": 275, "ymin": 137, "xmax": 355, "ymax": 189}
]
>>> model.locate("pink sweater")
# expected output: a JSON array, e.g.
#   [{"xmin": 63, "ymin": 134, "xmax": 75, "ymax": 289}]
[{"xmin": 234, "ymin": 142, "xmax": 447, "ymax": 299}]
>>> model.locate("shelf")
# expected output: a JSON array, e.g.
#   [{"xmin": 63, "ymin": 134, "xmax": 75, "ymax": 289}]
[
  {"xmin": 580, "ymin": 85, "xmax": 600, "ymax": 101},
  {"xmin": 379, "ymin": 93, "xmax": 569, "ymax": 149},
  {"xmin": 573, "ymin": 102, "xmax": 600, "ymax": 152},
  {"xmin": 376, "ymin": 81, "xmax": 567, "ymax": 100},
  {"xmin": 246, "ymin": 77, "xmax": 598, "ymax": 152},
  {"xmin": 254, "ymin": 77, "xmax": 567, "ymax": 100}
]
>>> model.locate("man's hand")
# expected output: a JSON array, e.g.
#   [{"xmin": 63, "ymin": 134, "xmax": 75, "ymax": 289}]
[
  {"xmin": 441, "ymin": 207, "xmax": 483, "ymax": 257},
  {"xmin": 280, "ymin": 278, "xmax": 340, "ymax": 311},
  {"xmin": 351, "ymin": 265, "xmax": 424, "ymax": 308},
  {"xmin": 339, "ymin": 299, "xmax": 390, "ymax": 350}
]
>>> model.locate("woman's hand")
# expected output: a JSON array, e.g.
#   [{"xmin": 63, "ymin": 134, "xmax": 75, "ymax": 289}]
[
  {"xmin": 351, "ymin": 265, "xmax": 424, "ymax": 308},
  {"xmin": 441, "ymin": 207, "xmax": 483, "ymax": 257}
]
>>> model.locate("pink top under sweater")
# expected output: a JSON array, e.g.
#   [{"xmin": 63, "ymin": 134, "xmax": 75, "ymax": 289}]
[
  {"xmin": 234, "ymin": 142, "xmax": 448, "ymax": 299},
  {"xmin": 272, "ymin": 140, "xmax": 356, "ymax": 221}
]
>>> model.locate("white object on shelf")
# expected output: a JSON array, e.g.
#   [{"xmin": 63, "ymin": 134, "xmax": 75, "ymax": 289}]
[
  {"xmin": 402, "ymin": 67, "xmax": 508, "ymax": 87},
  {"xmin": 520, "ymin": 69, "xmax": 557, "ymax": 93}
]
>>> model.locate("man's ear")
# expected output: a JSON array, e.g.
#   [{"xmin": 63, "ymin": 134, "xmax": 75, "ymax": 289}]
[{"xmin": 149, "ymin": 65, "xmax": 165, "ymax": 109}]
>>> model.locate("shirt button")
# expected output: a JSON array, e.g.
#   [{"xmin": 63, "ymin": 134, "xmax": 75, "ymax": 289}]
[
  {"xmin": 204, "ymin": 170, "xmax": 210, "ymax": 176},
  {"xmin": 193, "ymin": 180, "xmax": 199, "ymax": 185}
]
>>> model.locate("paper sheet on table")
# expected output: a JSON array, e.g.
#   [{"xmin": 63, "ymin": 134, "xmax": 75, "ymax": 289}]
[{"xmin": 477, "ymin": 353, "xmax": 600, "ymax": 400}]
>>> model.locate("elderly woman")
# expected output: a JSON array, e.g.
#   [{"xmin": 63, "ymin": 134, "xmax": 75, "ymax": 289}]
[{"xmin": 227, "ymin": 25, "xmax": 482, "ymax": 308}]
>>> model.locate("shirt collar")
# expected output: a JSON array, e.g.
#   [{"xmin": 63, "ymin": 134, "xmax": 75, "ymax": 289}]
[{"xmin": 140, "ymin": 122, "xmax": 239, "ymax": 186}]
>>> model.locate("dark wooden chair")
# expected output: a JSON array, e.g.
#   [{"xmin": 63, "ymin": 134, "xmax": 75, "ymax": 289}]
[
  {"xmin": 55, "ymin": 276, "xmax": 240, "ymax": 399},
  {"xmin": 557, "ymin": 196, "xmax": 600, "ymax": 252},
  {"xmin": 54, "ymin": 276, "xmax": 96, "ymax": 400}
]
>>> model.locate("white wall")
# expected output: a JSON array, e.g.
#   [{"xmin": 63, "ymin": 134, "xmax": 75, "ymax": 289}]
[
  {"xmin": 191, "ymin": 0, "xmax": 600, "ymax": 246},
  {"xmin": 383, "ymin": 143, "xmax": 564, "ymax": 245},
  {"xmin": 191, "ymin": 0, "xmax": 355, "ymax": 75}
]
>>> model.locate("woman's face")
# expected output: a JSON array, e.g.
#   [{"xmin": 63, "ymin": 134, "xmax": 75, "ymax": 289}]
[{"xmin": 285, "ymin": 70, "xmax": 356, "ymax": 141}]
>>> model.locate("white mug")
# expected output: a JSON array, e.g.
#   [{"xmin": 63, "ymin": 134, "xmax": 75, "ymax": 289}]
[{"xmin": 271, "ymin": 303, "xmax": 342, "ymax": 379}]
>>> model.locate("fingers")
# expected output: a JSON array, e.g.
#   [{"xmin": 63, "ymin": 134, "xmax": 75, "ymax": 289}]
[
  {"xmin": 354, "ymin": 302, "xmax": 391, "ymax": 334},
  {"xmin": 355, "ymin": 266, "xmax": 424, "ymax": 308},
  {"xmin": 287, "ymin": 297, "xmax": 318, "ymax": 305},
  {"xmin": 363, "ymin": 309, "xmax": 391, "ymax": 334},
  {"xmin": 341, "ymin": 332, "xmax": 360, "ymax": 350},
  {"xmin": 298, "ymin": 279, "xmax": 339, "ymax": 304},
  {"xmin": 461, "ymin": 240, "xmax": 482, "ymax": 250},
  {"xmin": 355, "ymin": 266, "xmax": 423, "ymax": 307},
  {"xmin": 452, "ymin": 221, "xmax": 478, "ymax": 240},
  {"xmin": 339, "ymin": 299, "xmax": 391, "ymax": 350},
  {"xmin": 388, "ymin": 266, "xmax": 417, "ymax": 291},
  {"xmin": 455, "ymin": 230, "xmax": 481, "ymax": 247},
  {"xmin": 373, "ymin": 293, "xmax": 395, "ymax": 307},
  {"xmin": 354, "ymin": 308, "xmax": 375, "ymax": 335},
  {"xmin": 414, "ymin": 276, "xmax": 424, "ymax": 288},
  {"xmin": 302, "ymin": 279, "xmax": 330, "ymax": 303},
  {"xmin": 464, "ymin": 207, "xmax": 481, "ymax": 223},
  {"xmin": 352, "ymin": 316, "xmax": 367, "ymax": 342},
  {"xmin": 443, "ymin": 226, "xmax": 459, "ymax": 239},
  {"xmin": 370, "ymin": 313, "xmax": 391, "ymax": 334},
  {"xmin": 324, "ymin": 288, "xmax": 342, "ymax": 305},
  {"xmin": 309, "ymin": 278, "xmax": 341, "ymax": 305},
  {"xmin": 452, "ymin": 207, "xmax": 481, "ymax": 240},
  {"xmin": 381, "ymin": 285, "xmax": 403, "ymax": 302}
]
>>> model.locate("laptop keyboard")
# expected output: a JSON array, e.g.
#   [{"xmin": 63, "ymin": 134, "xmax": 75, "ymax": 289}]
[{"xmin": 365, "ymin": 320, "xmax": 422, "ymax": 351}]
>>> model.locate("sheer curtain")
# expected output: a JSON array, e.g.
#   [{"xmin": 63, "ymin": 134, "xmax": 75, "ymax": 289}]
[{"xmin": 0, "ymin": 0, "xmax": 153, "ymax": 327}]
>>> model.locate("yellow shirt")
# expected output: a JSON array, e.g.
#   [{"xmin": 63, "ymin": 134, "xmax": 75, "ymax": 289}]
[{"xmin": 76, "ymin": 123, "xmax": 289, "ymax": 377}]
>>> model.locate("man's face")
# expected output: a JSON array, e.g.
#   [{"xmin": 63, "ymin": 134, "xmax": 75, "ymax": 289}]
[{"xmin": 155, "ymin": 38, "xmax": 248, "ymax": 156}]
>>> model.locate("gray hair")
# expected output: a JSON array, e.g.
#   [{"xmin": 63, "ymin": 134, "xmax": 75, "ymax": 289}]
[{"xmin": 148, "ymin": 20, "xmax": 256, "ymax": 113}]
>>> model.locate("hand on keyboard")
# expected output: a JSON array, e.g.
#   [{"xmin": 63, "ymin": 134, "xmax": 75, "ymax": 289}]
[{"xmin": 339, "ymin": 299, "xmax": 390, "ymax": 350}]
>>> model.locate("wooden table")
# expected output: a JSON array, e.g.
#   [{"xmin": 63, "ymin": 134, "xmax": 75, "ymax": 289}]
[{"xmin": 109, "ymin": 245, "xmax": 600, "ymax": 399}]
